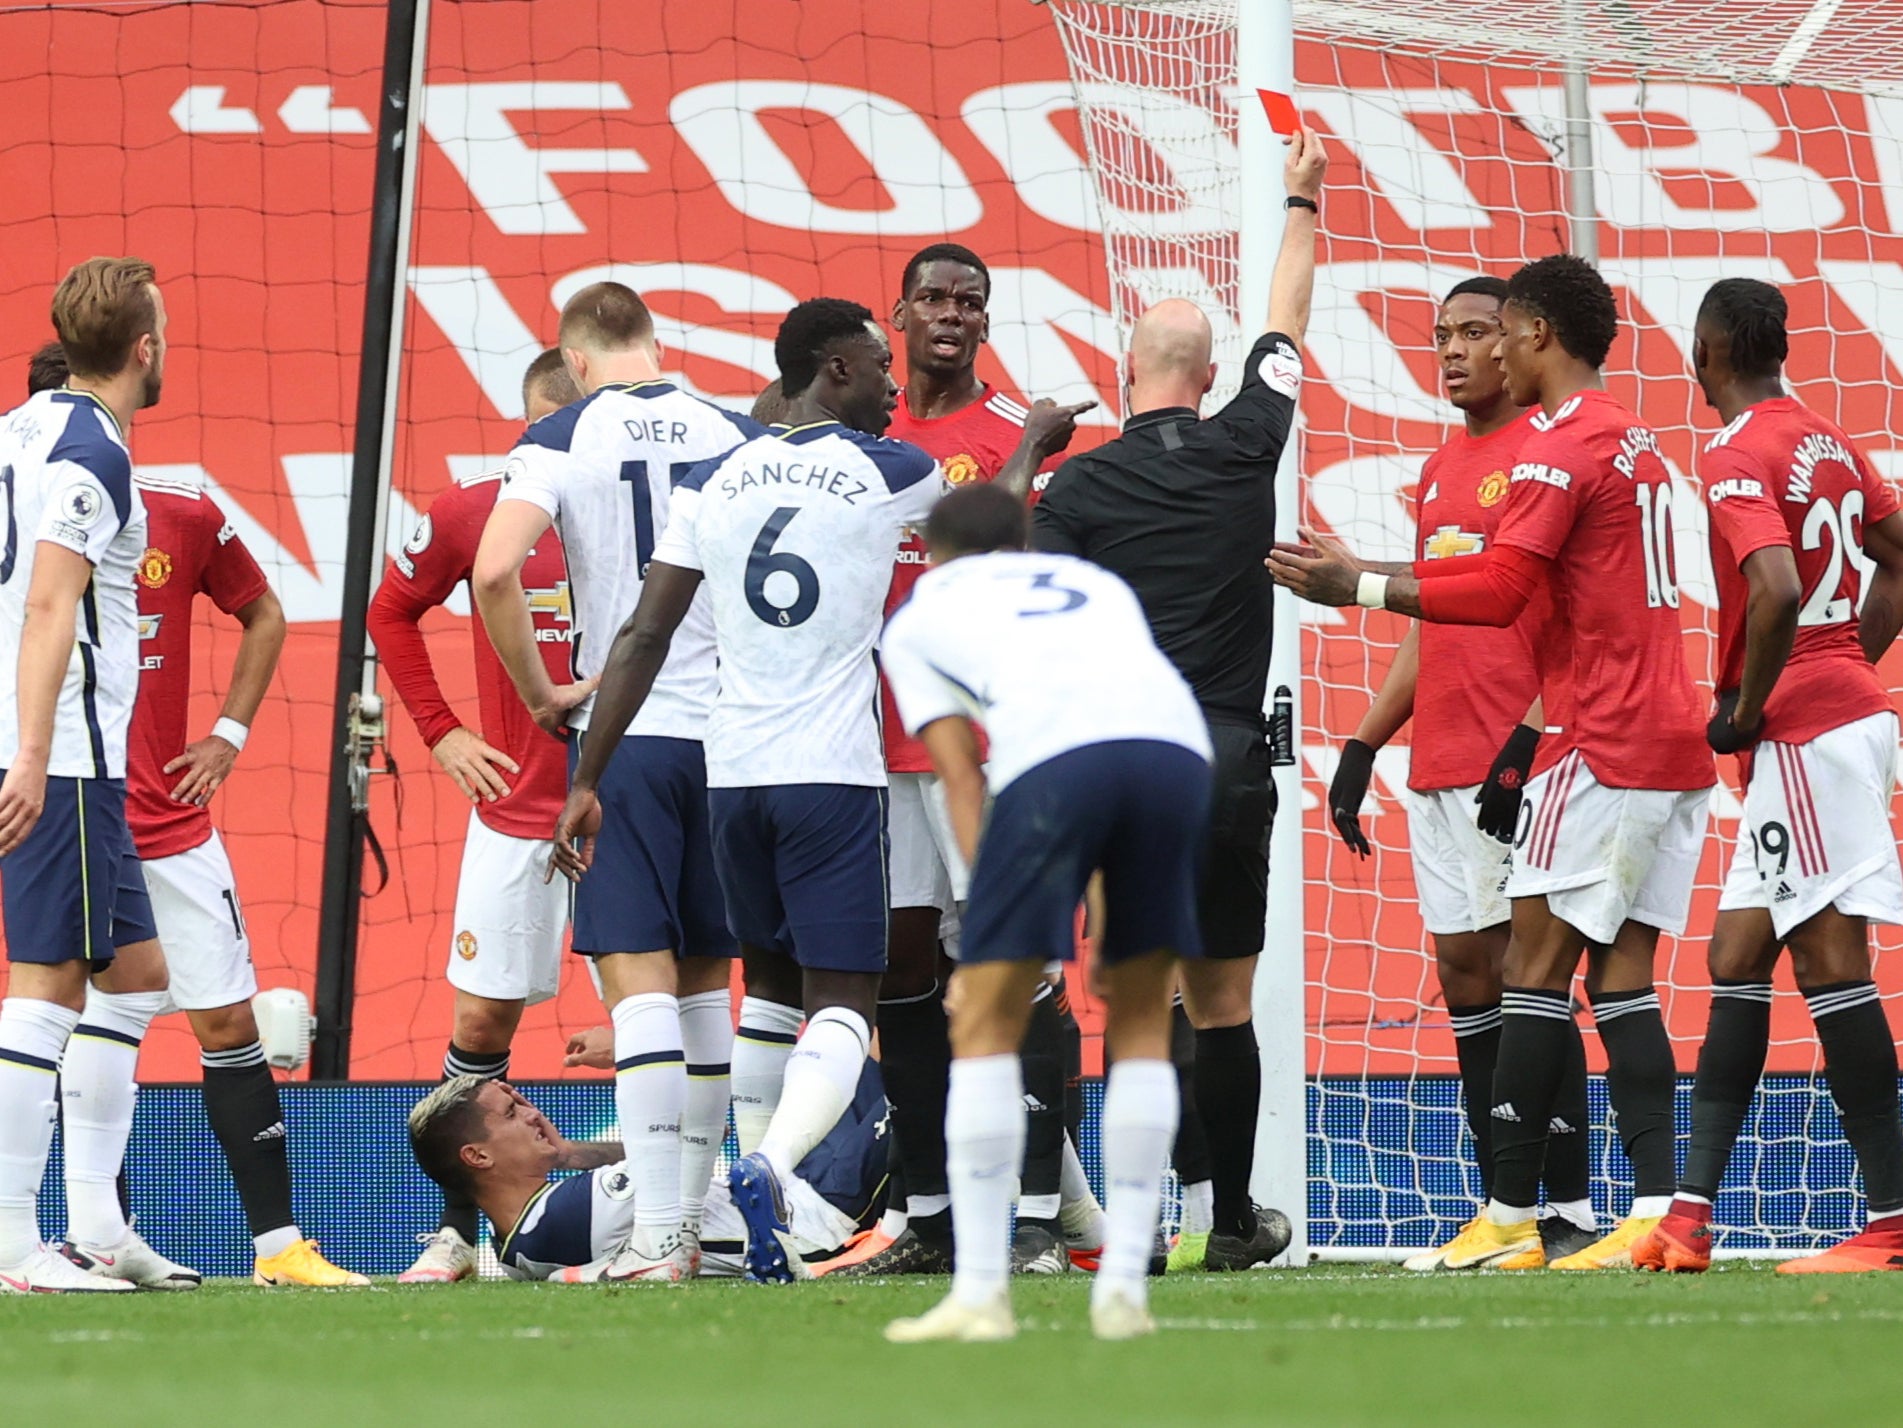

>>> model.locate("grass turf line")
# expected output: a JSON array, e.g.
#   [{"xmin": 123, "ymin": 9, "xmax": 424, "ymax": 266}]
[{"xmin": 0, "ymin": 1264, "xmax": 1890, "ymax": 1427}]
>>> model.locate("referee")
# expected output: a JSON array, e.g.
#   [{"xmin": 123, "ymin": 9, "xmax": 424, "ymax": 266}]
[{"xmin": 1032, "ymin": 126, "xmax": 1326, "ymax": 1271}]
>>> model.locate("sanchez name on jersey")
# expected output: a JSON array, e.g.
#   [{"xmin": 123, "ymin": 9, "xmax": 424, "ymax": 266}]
[
  {"xmin": 501, "ymin": 381, "xmax": 762, "ymax": 739},
  {"xmin": 654, "ymin": 420, "xmax": 943, "ymax": 789},
  {"xmin": 0, "ymin": 389, "xmax": 146, "ymax": 778}
]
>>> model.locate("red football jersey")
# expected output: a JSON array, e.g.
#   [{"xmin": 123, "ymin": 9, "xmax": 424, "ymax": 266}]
[
  {"xmin": 367, "ymin": 470, "xmax": 574, "ymax": 839},
  {"xmin": 880, "ymin": 385, "xmax": 1044, "ymax": 772},
  {"xmin": 1703, "ymin": 396, "xmax": 1898, "ymax": 746},
  {"xmin": 1493, "ymin": 389, "xmax": 1712, "ymax": 791},
  {"xmin": 1409, "ymin": 413, "xmax": 1548, "ymax": 791},
  {"xmin": 128, "ymin": 479, "xmax": 272, "ymax": 860}
]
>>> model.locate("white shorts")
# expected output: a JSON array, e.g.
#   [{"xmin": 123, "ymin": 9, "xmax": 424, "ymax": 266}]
[
  {"xmin": 1406, "ymin": 786, "xmax": 1511, "ymax": 935},
  {"xmin": 1507, "ymin": 750, "xmax": 1710, "ymax": 946},
  {"xmin": 143, "ymin": 830, "xmax": 257, "ymax": 1013},
  {"xmin": 1717, "ymin": 712, "xmax": 1903, "ymax": 940},
  {"xmin": 888, "ymin": 770, "xmax": 974, "ymax": 910},
  {"xmin": 448, "ymin": 811, "xmax": 569, "ymax": 1005}
]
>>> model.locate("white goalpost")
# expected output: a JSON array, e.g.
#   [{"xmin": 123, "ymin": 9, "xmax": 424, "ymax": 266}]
[{"xmin": 1042, "ymin": 0, "xmax": 1903, "ymax": 1258}]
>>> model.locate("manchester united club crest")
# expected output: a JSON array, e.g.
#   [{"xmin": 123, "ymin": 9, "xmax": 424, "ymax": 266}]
[
  {"xmin": 943, "ymin": 453, "xmax": 981, "ymax": 487},
  {"xmin": 1476, "ymin": 470, "xmax": 1509, "ymax": 508},
  {"xmin": 137, "ymin": 548, "xmax": 173, "ymax": 589},
  {"xmin": 455, "ymin": 930, "xmax": 478, "ymax": 961}
]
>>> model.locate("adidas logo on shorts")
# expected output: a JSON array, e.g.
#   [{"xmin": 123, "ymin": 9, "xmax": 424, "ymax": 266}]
[
  {"xmin": 1775, "ymin": 881, "xmax": 1797, "ymax": 903},
  {"xmin": 1490, "ymin": 1102, "xmax": 1521, "ymax": 1123}
]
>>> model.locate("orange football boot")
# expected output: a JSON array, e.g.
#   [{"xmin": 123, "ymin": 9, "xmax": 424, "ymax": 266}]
[
  {"xmin": 1778, "ymin": 1224, "xmax": 1903, "ymax": 1275},
  {"xmin": 1634, "ymin": 1210, "xmax": 1713, "ymax": 1273}
]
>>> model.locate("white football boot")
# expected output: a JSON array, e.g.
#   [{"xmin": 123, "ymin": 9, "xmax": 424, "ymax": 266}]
[
  {"xmin": 0, "ymin": 1243, "xmax": 135, "ymax": 1294},
  {"xmin": 62, "ymin": 1221, "xmax": 201, "ymax": 1290}
]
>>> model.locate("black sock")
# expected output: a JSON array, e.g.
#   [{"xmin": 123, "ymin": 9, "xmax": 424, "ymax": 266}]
[
  {"xmin": 1490, "ymin": 988, "xmax": 1574, "ymax": 1209},
  {"xmin": 1447, "ymin": 1002, "xmax": 1502, "ymax": 1198},
  {"xmin": 201, "ymin": 1043, "xmax": 295, "ymax": 1239},
  {"xmin": 1169, "ymin": 1003, "xmax": 1213, "ymax": 1188},
  {"xmin": 1193, "ymin": 1021, "xmax": 1261, "ymax": 1238},
  {"xmin": 1806, "ymin": 981, "xmax": 1903, "ymax": 1215},
  {"xmin": 440, "ymin": 1043, "xmax": 510, "ymax": 1241},
  {"xmin": 875, "ymin": 984, "xmax": 952, "ymax": 1242},
  {"xmin": 1054, "ymin": 974, "xmax": 1085, "ymax": 1147},
  {"xmin": 1591, "ymin": 987, "xmax": 1677, "ymax": 1201},
  {"xmin": 1543, "ymin": 1010, "xmax": 1592, "ymax": 1207},
  {"xmin": 1680, "ymin": 979, "xmax": 1771, "ymax": 1199},
  {"xmin": 1019, "ymin": 988, "xmax": 1065, "ymax": 1212}
]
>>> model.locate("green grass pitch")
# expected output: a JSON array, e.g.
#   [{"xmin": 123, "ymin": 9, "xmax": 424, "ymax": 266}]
[{"xmin": 4, "ymin": 1265, "xmax": 1893, "ymax": 1426}]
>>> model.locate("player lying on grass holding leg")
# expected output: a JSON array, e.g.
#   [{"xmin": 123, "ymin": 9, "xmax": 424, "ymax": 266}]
[
  {"xmin": 880, "ymin": 484, "xmax": 1213, "ymax": 1343},
  {"xmin": 1633, "ymin": 278, "xmax": 1903, "ymax": 1276},
  {"xmin": 408, "ymin": 1068, "xmax": 892, "ymax": 1281},
  {"xmin": 1271, "ymin": 255, "xmax": 1714, "ymax": 1271}
]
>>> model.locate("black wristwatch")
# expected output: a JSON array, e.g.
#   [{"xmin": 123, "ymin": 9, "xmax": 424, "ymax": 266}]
[{"xmin": 1285, "ymin": 195, "xmax": 1318, "ymax": 212}]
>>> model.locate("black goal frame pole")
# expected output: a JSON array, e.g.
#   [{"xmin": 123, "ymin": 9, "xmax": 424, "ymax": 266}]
[{"xmin": 313, "ymin": 0, "xmax": 430, "ymax": 1079}]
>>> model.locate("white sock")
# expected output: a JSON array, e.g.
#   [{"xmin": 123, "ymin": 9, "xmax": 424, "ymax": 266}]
[
  {"xmin": 1487, "ymin": 1198, "xmax": 1537, "ymax": 1227},
  {"xmin": 61, "ymin": 988, "xmax": 165, "ymax": 1247},
  {"xmin": 0, "ymin": 999, "xmax": 80, "ymax": 1265},
  {"xmin": 907, "ymin": 1193, "xmax": 950, "ymax": 1219},
  {"xmin": 254, "ymin": 1226, "xmax": 302, "ymax": 1259},
  {"xmin": 1550, "ymin": 1197, "xmax": 1595, "ymax": 1230},
  {"xmin": 732, "ymin": 997, "xmax": 801, "ymax": 1155},
  {"xmin": 758, "ymin": 1006, "xmax": 869, "ymax": 1178},
  {"xmin": 1629, "ymin": 1194, "xmax": 1673, "ymax": 1221},
  {"xmin": 1018, "ymin": 1192, "xmax": 1060, "ymax": 1221},
  {"xmin": 1059, "ymin": 1133, "xmax": 1107, "ymax": 1247},
  {"xmin": 611, "ymin": 992, "xmax": 685, "ymax": 1230},
  {"xmin": 1180, "ymin": 1178, "xmax": 1215, "ymax": 1237},
  {"xmin": 877, "ymin": 1205, "xmax": 909, "ymax": 1238},
  {"xmin": 678, "ymin": 988, "xmax": 733, "ymax": 1227},
  {"xmin": 946, "ymin": 1054, "xmax": 1024, "ymax": 1309},
  {"xmin": 1096, "ymin": 1058, "xmax": 1178, "ymax": 1299}
]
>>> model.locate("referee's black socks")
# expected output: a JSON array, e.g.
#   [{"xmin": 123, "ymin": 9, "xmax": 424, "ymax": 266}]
[{"xmin": 1193, "ymin": 1020, "xmax": 1261, "ymax": 1240}]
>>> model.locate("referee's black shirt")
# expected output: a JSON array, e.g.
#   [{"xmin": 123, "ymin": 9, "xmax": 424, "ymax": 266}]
[{"xmin": 1031, "ymin": 330, "xmax": 1301, "ymax": 727}]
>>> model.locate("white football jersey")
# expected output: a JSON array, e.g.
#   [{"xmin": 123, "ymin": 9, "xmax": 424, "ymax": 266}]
[
  {"xmin": 881, "ymin": 550, "xmax": 1212, "ymax": 793},
  {"xmin": 653, "ymin": 420, "xmax": 943, "ymax": 787},
  {"xmin": 0, "ymin": 390, "xmax": 147, "ymax": 779},
  {"xmin": 500, "ymin": 381, "xmax": 760, "ymax": 737},
  {"xmin": 498, "ymin": 1162, "xmax": 635, "ymax": 1281}
]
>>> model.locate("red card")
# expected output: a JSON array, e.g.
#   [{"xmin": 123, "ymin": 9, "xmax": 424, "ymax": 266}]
[{"xmin": 1257, "ymin": 88, "xmax": 1299, "ymax": 136}]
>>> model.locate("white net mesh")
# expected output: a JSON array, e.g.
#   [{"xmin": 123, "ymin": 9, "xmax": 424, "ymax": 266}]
[{"xmin": 1046, "ymin": 0, "xmax": 1903, "ymax": 1252}]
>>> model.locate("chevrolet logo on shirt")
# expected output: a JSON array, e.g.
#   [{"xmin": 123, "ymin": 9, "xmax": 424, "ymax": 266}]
[
  {"xmin": 138, "ymin": 612, "xmax": 164, "ymax": 671},
  {"xmin": 526, "ymin": 581, "xmax": 574, "ymax": 643},
  {"xmin": 1422, "ymin": 526, "xmax": 1484, "ymax": 561}
]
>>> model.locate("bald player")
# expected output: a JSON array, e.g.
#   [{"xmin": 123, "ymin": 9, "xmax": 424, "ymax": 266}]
[{"xmin": 1033, "ymin": 127, "xmax": 1326, "ymax": 1271}]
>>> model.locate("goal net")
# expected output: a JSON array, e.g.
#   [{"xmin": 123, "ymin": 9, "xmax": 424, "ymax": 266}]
[{"xmin": 1045, "ymin": 0, "xmax": 1903, "ymax": 1254}]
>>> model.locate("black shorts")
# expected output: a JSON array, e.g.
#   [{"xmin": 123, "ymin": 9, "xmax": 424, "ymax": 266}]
[{"xmin": 1198, "ymin": 720, "xmax": 1274, "ymax": 959}]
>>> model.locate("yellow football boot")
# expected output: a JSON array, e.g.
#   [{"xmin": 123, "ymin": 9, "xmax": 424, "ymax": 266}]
[
  {"xmin": 254, "ymin": 1239, "xmax": 371, "ymax": 1287},
  {"xmin": 1548, "ymin": 1215, "xmax": 1661, "ymax": 1270}
]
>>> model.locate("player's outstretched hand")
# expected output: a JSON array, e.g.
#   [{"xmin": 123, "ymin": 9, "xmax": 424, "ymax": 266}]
[
  {"xmin": 431, "ymin": 725, "xmax": 519, "ymax": 805},
  {"xmin": 1329, "ymin": 738, "xmax": 1375, "ymax": 858},
  {"xmin": 1284, "ymin": 125, "xmax": 1327, "ymax": 201},
  {"xmin": 1266, "ymin": 525, "xmax": 1362, "ymax": 606},
  {"xmin": 1021, "ymin": 398, "xmax": 1098, "ymax": 460},
  {"xmin": 532, "ymin": 676, "xmax": 599, "ymax": 736},
  {"xmin": 563, "ymin": 1026, "xmax": 614, "ymax": 1071},
  {"xmin": 1474, "ymin": 724, "xmax": 1540, "ymax": 842},
  {"xmin": 165, "ymin": 733, "xmax": 241, "ymax": 806},
  {"xmin": 1706, "ymin": 688, "xmax": 1761, "ymax": 755},
  {"xmin": 548, "ymin": 786, "xmax": 603, "ymax": 884},
  {"xmin": 0, "ymin": 759, "xmax": 46, "ymax": 857}
]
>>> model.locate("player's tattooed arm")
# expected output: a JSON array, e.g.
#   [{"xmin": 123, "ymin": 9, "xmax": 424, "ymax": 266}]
[
  {"xmin": 994, "ymin": 399, "xmax": 1097, "ymax": 502},
  {"xmin": 553, "ymin": 1138, "xmax": 624, "ymax": 1170},
  {"xmin": 550, "ymin": 562, "xmax": 704, "ymax": 883},
  {"xmin": 1265, "ymin": 527, "xmax": 1418, "ymax": 609},
  {"xmin": 1858, "ymin": 509, "xmax": 1903, "ymax": 663}
]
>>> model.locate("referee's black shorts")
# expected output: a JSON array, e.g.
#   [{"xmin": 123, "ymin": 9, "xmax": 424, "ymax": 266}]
[{"xmin": 1197, "ymin": 719, "xmax": 1274, "ymax": 960}]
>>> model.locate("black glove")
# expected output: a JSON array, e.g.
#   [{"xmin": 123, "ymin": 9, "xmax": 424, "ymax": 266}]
[
  {"xmin": 1474, "ymin": 723, "xmax": 1540, "ymax": 843},
  {"xmin": 1706, "ymin": 688, "xmax": 1760, "ymax": 755},
  {"xmin": 1329, "ymin": 738, "xmax": 1375, "ymax": 858}
]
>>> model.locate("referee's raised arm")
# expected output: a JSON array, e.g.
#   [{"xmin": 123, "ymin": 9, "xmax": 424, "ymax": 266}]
[{"xmin": 1028, "ymin": 128, "xmax": 1327, "ymax": 1272}]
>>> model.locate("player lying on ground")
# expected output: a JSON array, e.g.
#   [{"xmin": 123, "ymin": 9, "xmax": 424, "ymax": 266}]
[
  {"xmin": 1633, "ymin": 278, "xmax": 1903, "ymax": 1276},
  {"xmin": 1320, "ymin": 283, "xmax": 1598, "ymax": 1268},
  {"xmin": 0, "ymin": 259, "xmax": 178, "ymax": 1293},
  {"xmin": 853, "ymin": 239, "xmax": 1091, "ymax": 1279},
  {"xmin": 552, "ymin": 297, "xmax": 943, "ymax": 1285},
  {"xmin": 1271, "ymin": 254, "xmax": 1714, "ymax": 1271},
  {"xmin": 880, "ymin": 484, "xmax": 1217, "ymax": 1343},
  {"xmin": 21, "ymin": 344, "xmax": 363, "ymax": 1289},
  {"xmin": 408, "ymin": 1067, "xmax": 890, "ymax": 1281},
  {"xmin": 477, "ymin": 285, "xmax": 769, "ymax": 1284}
]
